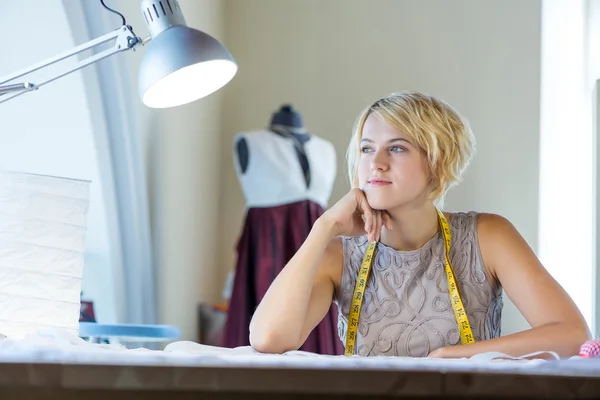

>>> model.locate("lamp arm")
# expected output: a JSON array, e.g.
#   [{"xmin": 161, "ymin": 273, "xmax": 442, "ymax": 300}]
[{"xmin": 0, "ymin": 25, "xmax": 148, "ymax": 104}]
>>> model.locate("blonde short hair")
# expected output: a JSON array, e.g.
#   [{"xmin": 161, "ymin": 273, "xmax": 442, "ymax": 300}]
[{"xmin": 346, "ymin": 91, "xmax": 475, "ymax": 201}]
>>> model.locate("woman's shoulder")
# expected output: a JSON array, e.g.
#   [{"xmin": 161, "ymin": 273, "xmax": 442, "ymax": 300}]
[
  {"xmin": 447, "ymin": 210, "xmax": 515, "ymax": 238},
  {"xmin": 446, "ymin": 210, "xmax": 479, "ymax": 222},
  {"xmin": 444, "ymin": 210, "xmax": 480, "ymax": 235},
  {"xmin": 450, "ymin": 211, "xmax": 514, "ymax": 236},
  {"xmin": 447, "ymin": 210, "xmax": 509, "ymax": 221},
  {"xmin": 474, "ymin": 212, "xmax": 523, "ymax": 249}
]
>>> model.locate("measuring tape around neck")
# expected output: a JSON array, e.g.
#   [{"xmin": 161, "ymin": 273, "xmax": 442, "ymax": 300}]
[{"xmin": 344, "ymin": 209, "xmax": 475, "ymax": 356}]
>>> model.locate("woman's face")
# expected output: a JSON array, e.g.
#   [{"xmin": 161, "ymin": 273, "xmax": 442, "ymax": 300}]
[{"xmin": 358, "ymin": 113, "xmax": 431, "ymax": 211}]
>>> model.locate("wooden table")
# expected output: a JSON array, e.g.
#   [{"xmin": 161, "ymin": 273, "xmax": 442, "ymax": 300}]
[{"xmin": 0, "ymin": 360, "xmax": 598, "ymax": 399}]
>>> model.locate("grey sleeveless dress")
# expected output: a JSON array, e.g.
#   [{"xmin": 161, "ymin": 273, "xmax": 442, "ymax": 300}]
[{"xmin": 334, "ymin": 212, "xmax": 503, "ymax": 357}]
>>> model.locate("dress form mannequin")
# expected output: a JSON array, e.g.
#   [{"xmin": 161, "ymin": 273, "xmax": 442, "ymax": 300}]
[
  {"xmin": 236, "ymin": 104, "xmax": 311, "ymax": 187},
  {"xmin": 223, "ymin": 105, "xmax": 342, "ymax": 355}
]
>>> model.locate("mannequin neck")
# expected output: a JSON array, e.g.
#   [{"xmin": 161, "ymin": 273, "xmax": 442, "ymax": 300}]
[{"xmin": 270, "ymin": 124, "xmax": 310, "ymax": 143}]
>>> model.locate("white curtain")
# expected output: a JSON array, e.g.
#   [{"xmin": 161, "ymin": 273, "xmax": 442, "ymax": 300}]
[{"xmin": 62, "ymin": 0, "xmax": 157, "ymax": 325}]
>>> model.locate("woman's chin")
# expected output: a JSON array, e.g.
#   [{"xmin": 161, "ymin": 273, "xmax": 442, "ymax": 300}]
[{"xmin": 364, "ymin": 195, "xmax": 395, "ymax": 211}]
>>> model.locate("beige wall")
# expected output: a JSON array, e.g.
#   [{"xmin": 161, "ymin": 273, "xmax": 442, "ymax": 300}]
[{"xmin": 218, "ymin": 0, "xmax": 541, "ymax": 336}]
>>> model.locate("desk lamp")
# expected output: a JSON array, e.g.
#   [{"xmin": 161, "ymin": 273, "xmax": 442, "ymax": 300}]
[{"xmin": 0, "ymin": 0, "xmax": 237, "ymax": 107}]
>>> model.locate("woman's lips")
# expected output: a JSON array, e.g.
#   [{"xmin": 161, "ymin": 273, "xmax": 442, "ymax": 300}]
[{"xmin": 367, "ymin": 178, "xmax": 392, "ymax": 186}]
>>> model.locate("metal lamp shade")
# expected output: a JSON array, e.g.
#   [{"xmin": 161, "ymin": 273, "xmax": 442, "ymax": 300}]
[{"xmin": 138, "ymin": 26, "xmax": 237, "ymax": 108}]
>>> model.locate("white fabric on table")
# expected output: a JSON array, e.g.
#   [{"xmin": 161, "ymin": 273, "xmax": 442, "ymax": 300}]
[{"xmin": 0, "ymin": 328, "xmax": 598, "ymax": 378}]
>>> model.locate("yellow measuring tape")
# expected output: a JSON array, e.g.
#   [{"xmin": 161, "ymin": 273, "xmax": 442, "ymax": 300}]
[{"xmin": 344, "ymin": 209, "xmax": 475, "ymax": 356}]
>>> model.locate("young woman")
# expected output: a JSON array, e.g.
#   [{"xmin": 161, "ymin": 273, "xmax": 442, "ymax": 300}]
[{"xmin": 248, "ymin": 91, "xmax": 590, "ymax": 357}]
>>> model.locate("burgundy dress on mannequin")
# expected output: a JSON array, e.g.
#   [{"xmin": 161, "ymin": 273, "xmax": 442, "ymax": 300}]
[{"xmin": 223, "ymin": 106, "xmax": 343, "ymax": 355}]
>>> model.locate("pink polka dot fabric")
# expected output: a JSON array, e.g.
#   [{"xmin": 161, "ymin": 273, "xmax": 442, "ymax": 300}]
[{"xmin": 579, "ymin": 340, "xmax": 600, "ymax": 357}]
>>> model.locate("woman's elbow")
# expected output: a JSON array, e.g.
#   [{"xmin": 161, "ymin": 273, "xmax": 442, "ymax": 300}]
[
  {"xmin": 560, "ymin": 322, "xmax": 592, "ymax": 356},
  {"xmin": 572, "ymin": 323, "xmax": 592, "ymax": 345},
  {"xmin": 249, "ymin": 328, "xmax": 299, "ymax": 354}
]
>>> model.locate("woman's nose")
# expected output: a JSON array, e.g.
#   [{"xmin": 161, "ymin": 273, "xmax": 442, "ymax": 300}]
[{"xmin": 370, "ymin": 150, "xmax": 389, "ymax": 171}]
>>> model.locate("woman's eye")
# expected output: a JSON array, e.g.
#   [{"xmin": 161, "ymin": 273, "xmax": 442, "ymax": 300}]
[
  {"xmin": 390, "ymin": 146, "xmax": 406, "ymax": 153},
  {"xmin": 360, "ymin": 147, "xmax": 373, "ymax": 153}
]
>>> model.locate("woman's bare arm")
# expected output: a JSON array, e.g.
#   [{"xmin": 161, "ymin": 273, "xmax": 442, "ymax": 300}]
[
  {"xmin": 249, "ymin": 218, "xmax": 342, "ymax": 353},
  {"xmin": 429, "ymin": 213, "xmax": 590, "ymax": 358}
]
